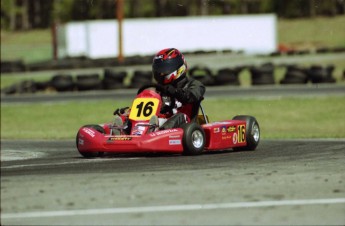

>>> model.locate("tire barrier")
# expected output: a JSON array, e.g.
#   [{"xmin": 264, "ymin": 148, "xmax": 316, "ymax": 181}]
[
  {"xmin": 189, "ymin": 65, "xmax": 215, "ymax": 86},
  {"xmin": 130, "ymin": 70, "xmax": 152, "ymax": 88},
  {"xmin": 2, "ymin": 46, "xmax": 345, "ymax": 73},
  {"xmin": 280, "ymin": 65, "xmax": 309, "ymax": 84},
  {"xmin": 51, "ymin": 74, "xmax": 75, "ymax": 92},
  {"xmin": 308, "ymin": 65, "xmax": 336, "ymax": 84},
  {"xmin": 75, "ymin": 74, "xmax": 103, "ymax": 91},
  {"xmin": 249, "ymin": 63, "xmax": 275, "ymax": 85},
  {"xmin": 215, "ymin": 67, "xmax": 242, "ymax": 86},
  {"xmin": 1, "ymin": 64, "xmax": 342, "ymax": 95},
  {"xmin": 102, "ymin": 69, "xmax": 127, "ymax": 90},
  {"xmin": 1, "ymin": 80, "xmax": 37, "ymax": 95}
]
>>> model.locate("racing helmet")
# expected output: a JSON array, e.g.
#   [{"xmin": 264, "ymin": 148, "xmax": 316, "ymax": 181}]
[{"xmin": 152, "ymin": 48, "xmax": 187, "ymax": 86}]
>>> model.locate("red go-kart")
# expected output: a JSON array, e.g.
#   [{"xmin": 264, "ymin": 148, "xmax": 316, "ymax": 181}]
[{"xmin": 76, "ymin": 85, "xmax": 260, "ymax": 157}]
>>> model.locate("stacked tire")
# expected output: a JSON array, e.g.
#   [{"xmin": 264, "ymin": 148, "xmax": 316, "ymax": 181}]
[
  {"xmin": 130, "ymin": 70, "xmax": 152, "ymax": 88},
  {"xmin": 189, "ymin": 65, "xmax": 215, "ymax": 86},
  {"xmin": 103, "ymin": 69, "xmax": 127, "ymax": 90},
  {"xmin": 249, "ymin": 63, "xmax": 275, "ymax": 85},
  {"xmin": 214, "ymin": 67, "xmax": 241, "ymax": 86},
  {"xmin": 2, "ymin": 80, "xmax": 37, "ymax": 95},
  {"xmin": 308, "ymin": 65, "xmax": 336, "ymax": 84},
  {"xmin": 280, "ymin": 65, "xmax": 308, "ymax": 84},
  {"xmin": 51, "ymin": 74, "xmax": 75, "ymax": 92},
  {"xmin": 75, "ymin": 74, "xmax": 102, "ymax": 91}
]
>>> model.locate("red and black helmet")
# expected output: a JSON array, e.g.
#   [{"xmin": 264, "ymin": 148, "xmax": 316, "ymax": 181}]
[{"xmin": 152, "ymin": 48, "xmax": 187, "ymax": 85}]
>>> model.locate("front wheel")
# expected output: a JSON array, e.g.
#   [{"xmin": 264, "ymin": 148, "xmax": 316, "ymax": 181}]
[
  {"xmin": 181, "ymin": 123, "xmax": 205, "ymax": 155},
  {"xmin": 76, "ymin": 124, "xmax": 105, "ymax": 158},
  {"xmin": 232, "ymin": 115, "xmax": 260, "ymax": 151}
]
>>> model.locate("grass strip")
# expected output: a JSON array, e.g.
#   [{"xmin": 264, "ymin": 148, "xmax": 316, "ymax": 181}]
[{"xmin": 1, "ymin": 96, "xmax": 344, "ymax": 140}]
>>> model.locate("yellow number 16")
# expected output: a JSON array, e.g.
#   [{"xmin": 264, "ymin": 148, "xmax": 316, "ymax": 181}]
[{"xmin": 129, "ymin": 98, "xmax": 159, "ymax": 121}]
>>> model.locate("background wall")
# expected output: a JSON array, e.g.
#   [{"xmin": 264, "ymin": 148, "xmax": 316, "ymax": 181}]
[{"xmin": 58, "ymin": 14, "xmax": 276, "ymax": 59}]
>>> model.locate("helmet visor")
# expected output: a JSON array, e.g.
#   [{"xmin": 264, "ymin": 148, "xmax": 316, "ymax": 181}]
[{"xmin": 154, "ymin": 70, "xmax": 177, "ymax": 85}]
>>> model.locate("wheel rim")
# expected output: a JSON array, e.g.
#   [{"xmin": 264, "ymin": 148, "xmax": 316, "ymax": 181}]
[
  {"xmin": 252, "ymin": 123, "xmax": 260, "ymax": 142},
  {"xmin": 192, "ymin": 130, "xmax": 204, "ymax": 148}
]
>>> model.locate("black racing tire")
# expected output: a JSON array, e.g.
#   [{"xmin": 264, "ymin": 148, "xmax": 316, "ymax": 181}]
[
  {"xmin": 51, "ymin": 74, "xmax": 74, "ymax": 92},
  {"xmin": 189, "ymin": 65, "xmax": 213, "ymax": 77},
  {"xmin": 76, "ymin": 124, "xmax": 105, "ymax": 158},
  {"xmin": 104, "ymin": 69, "xmax": 127, "ymax": 81},
  {"xmin": 133, "ymin": 70, "xmax": 153, "ymax": 80},
  {"xmin": 103, "ymin": 69, "xmax": 127, "ymax": 90},
  {"xmin": 181, "ymin": 123, "xmax": 205, "ymax": 155},
  {"xmin": 130, "ymin": 71, "xmax": 153, "ymax": 88},
  {"xmin": 308, "ymin": 65, "xmax": 336, "ymax": 84},
  {"xmin": 250, "ymin": 63, "xmax": 275, "ymax": 85},
  {"xmin": 232, "ymin": 115, "xmax": 260, "ymax": 151},
  {"xmin": 76, "ymin": 74, "xmax": 102, "ymax": 91},
  {"xmin": 130, "ymin": 79, "xmax": 152, "ymax": 88},
  {"xmin": 252, "ymin": 76, "xmax": 275, "ymax": 85},
  {"xmin": 284, "ymin": 71, "xmax": 308, "ymax": 81},
  {"xmin": 189, "ymin": 65, "xmax": 215, "ymax": 86},
  {"xmin": 280, "ymin": 77, "xmax": 308, "ymax": 84},
  {"xmin": 193, "ymin": 75, "xmax": 215, "ymax": 86},
  {"xmin": 215, "ymin": 68, "xmax": 241, "ymax": 86}
]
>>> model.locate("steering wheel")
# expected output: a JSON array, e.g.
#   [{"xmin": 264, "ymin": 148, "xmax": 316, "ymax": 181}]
[{"xmin": 137, "ymin": 84, "xmax": 176, "ymax": 115}]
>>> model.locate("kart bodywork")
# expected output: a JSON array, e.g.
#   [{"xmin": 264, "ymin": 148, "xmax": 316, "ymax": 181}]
[{"xmin": 76, "ymin": 86, "xmax": 260, "ymax": 157}]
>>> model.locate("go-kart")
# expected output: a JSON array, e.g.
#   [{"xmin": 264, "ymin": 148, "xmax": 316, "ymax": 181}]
[{"xmin": 76, "ymin": 84, "xmax": 260, "ymax": 157}]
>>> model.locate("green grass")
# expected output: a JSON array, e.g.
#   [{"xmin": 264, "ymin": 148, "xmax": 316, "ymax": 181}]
[
  {"xmin": 1, "ymin": 29, "xmax": 52, "ymax": 63},
  {"xmin": 278, "ymin": 16, "xmax": 345, "ymax": 48},
  {"xmin": 1, "ymin": 96, "xmax": 344, "ymax": 140}
]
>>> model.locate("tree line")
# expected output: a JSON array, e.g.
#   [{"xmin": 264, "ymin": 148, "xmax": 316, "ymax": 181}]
[{"xmin": 1, "ymin": 0, "xmax": 344, "ymax": 30}]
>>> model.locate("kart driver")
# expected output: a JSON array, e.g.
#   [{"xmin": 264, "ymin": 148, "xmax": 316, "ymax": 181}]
[{"xmin": 114, "ymin": 48, "xmax": 205, "ymax": 133}]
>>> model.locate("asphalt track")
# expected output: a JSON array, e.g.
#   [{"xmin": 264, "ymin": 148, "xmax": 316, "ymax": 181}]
[{"xmin": 1, "ymin": 139, "xmax": 345, "ymax": 225}]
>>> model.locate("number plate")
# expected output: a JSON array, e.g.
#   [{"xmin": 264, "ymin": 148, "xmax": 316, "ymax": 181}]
[{"xmin": 129, "ymin": 98, "xmax": 160, "ymax": 121}]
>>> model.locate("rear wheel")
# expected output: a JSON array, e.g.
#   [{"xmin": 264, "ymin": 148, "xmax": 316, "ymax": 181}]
[
  {"xmin": 181, "ymin": 123, "xmax": 205, "ymax": 155},
  {"xmin": 232, "ymin": 115, "xmax": 260, "ymax": 151},
  {"xmin": 76, "ymin": 124, "xmax": 105, "ymax": 158}
]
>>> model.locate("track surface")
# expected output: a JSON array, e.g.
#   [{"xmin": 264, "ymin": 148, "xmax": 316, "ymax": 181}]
[{"xmin": 1, "ymin": 139, "xmax": 345, "ymax": 225}]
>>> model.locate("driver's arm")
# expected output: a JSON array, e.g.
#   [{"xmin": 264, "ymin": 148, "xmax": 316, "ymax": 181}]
[{"xmin": 174, "ymin": 80, "xmax": 205, "ymax": 104}]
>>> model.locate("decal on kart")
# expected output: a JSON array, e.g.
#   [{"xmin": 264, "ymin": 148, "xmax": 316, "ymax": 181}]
[
  {"xmin": 222, "ymin": 135, "xmax": 231, "ymax": 140},
  {"xmin": 238, "ymin": 125, "xmax": 246, "ymax": 143},
  {"xmin": 129, "ymin": 98, "xmax": 159, "ymax": 121},
  {"xmin": 169, "ymin": 140, "xmax": 181, "ymax": 145},
  {"xmin": 78, "ymin": 138, "xmax": 84, "ymax": 145},
  {"xmin": 221, "ymin": 126, "xmax": 227, "ymax": 134},
  {"xmin": 132, "ymin": 125, "xmax": 146, "ymax": 135},
  {"xmin": 233, "ymin": 133, "xmax": 238, "ymax": 144},
  {"xmin": 227, "ymin": 126, "xmax": 236, "ymax": 133},
  {"xmin": 205, "ymin": 122, "xmax": 230, "ymax": 127},
  {"xmin": 149, "ymin": 129, "xmax": 179, "ymax": 137},
  {"xmin": 108, "ymin": 137, "xmax": 132, "ymax": 141},
  {"xmin": 82, "ymin": 128, "xmax": 95, "ymax": 137},
  {"xmin": 169, "ymin": 135, "xmax": 181, "ymax": 139}
]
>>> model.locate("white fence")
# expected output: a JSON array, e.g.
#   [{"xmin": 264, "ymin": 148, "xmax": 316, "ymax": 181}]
[{"xmin": 57, "ymin": 14, "xmax": 277, "ymax": 59}]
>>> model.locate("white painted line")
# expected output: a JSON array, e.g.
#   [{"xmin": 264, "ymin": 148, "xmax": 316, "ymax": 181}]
[
  {"xmin": 1, "ymin": 158, "xmax": 139, "ymax": 169},
  {"xmin": 2, "ymin": 198, "xmax": 345, "ymax": 219},
  {"xmin": 1, "ymin": 149, "xmax": 46, "ymax": 161}
]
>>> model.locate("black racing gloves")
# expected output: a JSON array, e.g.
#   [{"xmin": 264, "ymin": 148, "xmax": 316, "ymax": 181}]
[
  {"xmin": 156, "ymin": 84, "xmax": 176, "ymax": 97},
  {"xmin": 156, "ymin": 84, "xmax": 198, "ymax": 104},
  {"xmin": 114, "ymin": 107, "xmax": 130, "ymax": 116}
]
